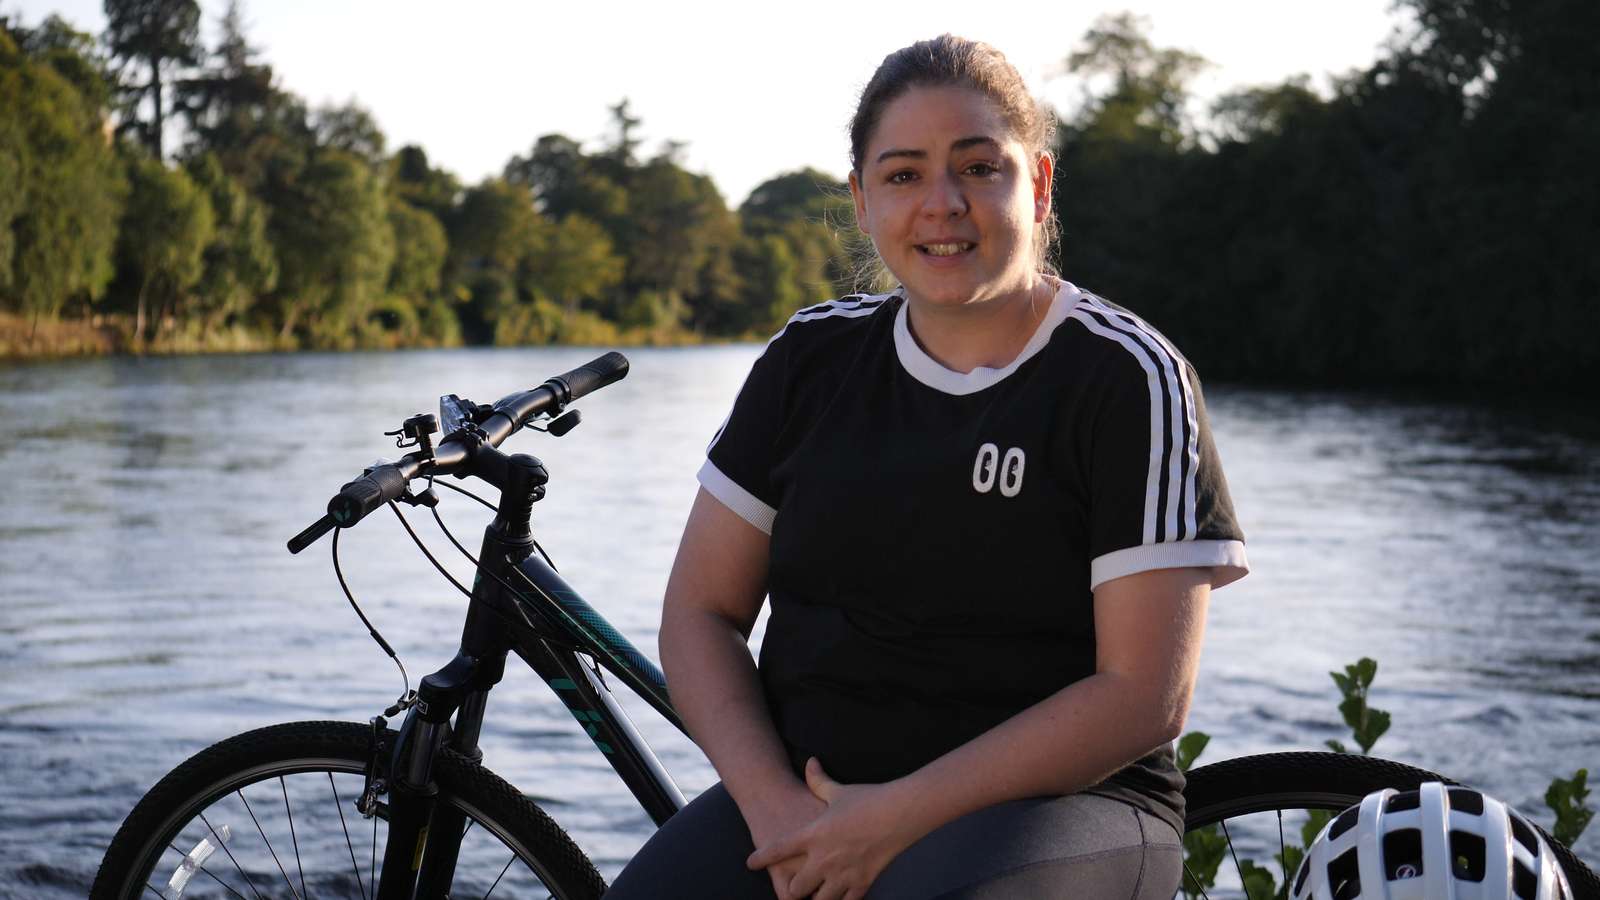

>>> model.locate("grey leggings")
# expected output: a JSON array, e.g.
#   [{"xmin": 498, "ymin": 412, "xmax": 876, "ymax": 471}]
[{"xmin": 603, "ymin": 783, "xmax": 1182, "ymax": 899}]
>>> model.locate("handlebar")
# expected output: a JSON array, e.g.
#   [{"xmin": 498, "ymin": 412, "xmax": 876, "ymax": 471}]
[{"xmin": 286, "ymin": 352, "xmax": 630, "ymax": 554}]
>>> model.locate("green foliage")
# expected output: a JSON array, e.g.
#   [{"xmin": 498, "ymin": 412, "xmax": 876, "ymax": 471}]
[
  {"xmin": 1327, "ymin": 658, "xmax": 1391, "ymax": 755},
  {"xmin": 114, "ymin": 154, "xmax": 214, "ymax": 341},
  {"xmin": 1175, "ymin": 731, "xmax": 1210, "ymax": 773},
  {"xmin": 1180, "ymin": 825, "xmax": 1226, "ymax": 899},
  {"xmin": 386, "ymin": 198, "xmax": 447, "ymax": 301},
  {"xmin": 0, "ymin": 30, "xmax": 125, "ymax": 319},
  {"xmin": 1236, "ymin": 858, "xmax": 1279, "ymax": 900},
  {"xmin": 1546, "ymin": 769, "xmax": 1592, "ymax": 848},
  {"xmin": 266, "ymin": 149, "xmax": 393, "ymax": 346},
  {"xmin": 1065, "ymin": 12, "xmax": 1208, "ymax": 148},
  {"xmin": 184, "ymin": 152, "xmax": 275, "ymax": 329},
  {"xmin": 103, "ymin": 0, "xmax": 202, "ymax": 157}
]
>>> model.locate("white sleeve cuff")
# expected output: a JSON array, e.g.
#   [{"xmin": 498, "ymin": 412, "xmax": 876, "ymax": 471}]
[
  {"xmin": 1090, "ymin": 540, "xmax": 1249, "ymax": 592},
  {"xmin": 697, "ymin": 460, "xmax": 777, "ymax": 535}
]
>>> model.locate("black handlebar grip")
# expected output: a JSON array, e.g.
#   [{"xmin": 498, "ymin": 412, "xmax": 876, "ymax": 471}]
[
  {"xmin": 287, "ymin": 515, "xmax": 336, "ymax": 554},
  {"xmin": 328, "ymin": 465, "xmax": 407, "ymax": 527},
  {"xmin": 546, "ymin": 351, "xmax": 629, "ymax": 405}
]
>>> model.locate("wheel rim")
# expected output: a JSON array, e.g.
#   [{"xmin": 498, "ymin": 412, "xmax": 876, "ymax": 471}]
[
  {"xmin": 1179, "ymin": 790, "xmax": 1366, "ymax": 899},
  {"xmin": 122, "ymin": 757, "xmax": 563, "ymax": 900}
]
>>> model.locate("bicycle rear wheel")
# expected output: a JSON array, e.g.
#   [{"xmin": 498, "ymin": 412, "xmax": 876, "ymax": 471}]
[
  {"xmin": 91, "ymin": 720, "xmax": 606, "ymax": 900},
  {"xmin": 1180, "ymin": 752, "xmax": 1598, "ymax": 900}
]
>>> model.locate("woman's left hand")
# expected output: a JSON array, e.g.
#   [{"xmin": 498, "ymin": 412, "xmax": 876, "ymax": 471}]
[{"xmin": 746, "ymin": 758, "xmax": 923, "ymax": 900}]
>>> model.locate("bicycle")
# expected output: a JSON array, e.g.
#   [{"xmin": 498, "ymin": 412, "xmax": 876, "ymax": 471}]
[{"xmin": 90, "ymin": 352, "xmax": 1599, "ymax": 900}]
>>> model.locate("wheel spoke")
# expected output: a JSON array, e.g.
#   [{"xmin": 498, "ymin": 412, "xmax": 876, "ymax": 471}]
[
  {"xmin": 328, "ymin": 772, "xmax": 369, "ymax": 900},
  {"xmin": 1180, "ymin": 858, "xmax": 1211, "ymax": 900},
  {"xmin": 281, "ymin": 777, "xmax": 308, "ymax": 900},
  {"xmin": 1220, "ymin": 819, "xmax": 1246, "ymax": 898},
  {"xmin": 1277, "ymin": 809, "xmax": 1289, "ymax": 895},
  {"xmin": 482, "ymin": 852, "xmax": 517, "ymax": 899},
  {"xmin": 200, "ymin": 812, "xmax": 268, "ymax": 900},
  {"xmin": 238, "ymin": 788, "xmax": 303, "ymax": 900}
]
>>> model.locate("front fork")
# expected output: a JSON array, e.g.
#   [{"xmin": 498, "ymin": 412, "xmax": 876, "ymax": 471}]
[{"xmin": 369, "ymin": 450, "xmax": 546, "ymax": 899}]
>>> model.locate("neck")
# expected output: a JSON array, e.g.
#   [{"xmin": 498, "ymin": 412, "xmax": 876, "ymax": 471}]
[{"xmin": 903, "ymin": 277, "xmax": 1055, "ymax": 373}]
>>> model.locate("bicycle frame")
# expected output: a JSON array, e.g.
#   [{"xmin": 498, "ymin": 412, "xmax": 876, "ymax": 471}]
[{"xmin": 371, "ymin": 452, "xmax": 688, "ymax": 899}]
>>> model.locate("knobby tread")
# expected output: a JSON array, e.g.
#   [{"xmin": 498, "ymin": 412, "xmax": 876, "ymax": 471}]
[
  {"xmin": 91, "ymin": 720, "xmax": 606, "ymax": 900},
  {"xmin": 1183, "ymin": 751, "xmax": 1598, "ymax": 900}
]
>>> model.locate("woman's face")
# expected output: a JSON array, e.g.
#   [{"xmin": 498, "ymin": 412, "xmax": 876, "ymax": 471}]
[{"xmin": 849, "ymin": 85, "xmax": 1052, "ymax": 310}]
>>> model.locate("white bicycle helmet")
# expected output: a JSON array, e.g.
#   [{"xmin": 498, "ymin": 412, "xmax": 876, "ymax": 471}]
[{"xmin": 1291, "ymin": 781, "xmax": 1572, "ymax": 900}]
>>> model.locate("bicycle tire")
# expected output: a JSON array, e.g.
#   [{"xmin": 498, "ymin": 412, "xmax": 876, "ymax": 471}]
[
  {"xmin": 91, "ymin": 720, "xmax": 607, "ymax": 900},
  {"xmin": 1182, "ymin": 752, "xmax": 1598, "ymax": 900}
]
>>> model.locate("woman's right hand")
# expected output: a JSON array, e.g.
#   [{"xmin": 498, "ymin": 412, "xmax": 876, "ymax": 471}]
[{"xmin": 743, "ymin": 780, "xmax": 828, "ymax": 900}]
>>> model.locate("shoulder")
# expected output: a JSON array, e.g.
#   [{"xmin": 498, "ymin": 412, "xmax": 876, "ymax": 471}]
[
  {"xmin": 769, "ymin": 291, "xmax": 898, "ymax": 346},
  {"xmin": 1054, "ymin": 287, "xmax": 1196, "ymax": 386}
]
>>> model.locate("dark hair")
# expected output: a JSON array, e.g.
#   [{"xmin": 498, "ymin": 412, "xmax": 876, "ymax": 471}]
[{"xmin": 848, "ymin": 35, "xmax": 1059, "ymax": 276}]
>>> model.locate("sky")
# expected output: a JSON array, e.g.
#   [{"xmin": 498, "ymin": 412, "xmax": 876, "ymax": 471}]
[{"xmin": 9, "ymin": 0, "xmax": 1407, "ymax": 206}]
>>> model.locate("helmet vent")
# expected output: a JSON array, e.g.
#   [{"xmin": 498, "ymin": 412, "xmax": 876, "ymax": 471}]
[
  {"xmin": 1509, "ymin": 813, "xmax": 1538, "ymax": 854},
  {"xmin": 1329, "ymin": 804, "xmax": 1361, "ymax": 841},
  {"xmin": 1386, "ymin": 791, "xmax": 1422, "ymax": 813},
  {"xmin": 1328, "ymin": 847, "xmax": 1362, "ymax": 900},
  {"xmin": 1449, "ymin": 830, "xmax": 1487, "ymax": 882},
  {"xmin": 1448, "ymin": 788, "xmax": 1485, "ymax": 815},
  {"xmin": 1513, "ymin": 860, "xmax": 1537, "ymax": 900},
  {"xmin": 1382, "ymin": 828, "xmax": 1424, "ymax": 881}
]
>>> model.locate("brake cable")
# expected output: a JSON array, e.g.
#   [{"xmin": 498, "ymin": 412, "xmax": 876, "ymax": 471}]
[
  {"xmin": 331, "ymin": 529, "xmax": 414, "ymax": 713},
  {"xmin": 429, "ymin": 476, "xmax": 560, "ymax": 572}
]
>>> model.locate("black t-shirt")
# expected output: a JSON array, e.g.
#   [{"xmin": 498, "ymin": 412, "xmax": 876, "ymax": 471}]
[{"xmin": 697, "ymin": 280, "xmax": 1248, "ymax": 833}]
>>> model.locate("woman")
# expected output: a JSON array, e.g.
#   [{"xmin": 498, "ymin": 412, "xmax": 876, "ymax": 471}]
[{"xmin": 606, "ymin": 34, "xmax": 1248, "ymax": 900}]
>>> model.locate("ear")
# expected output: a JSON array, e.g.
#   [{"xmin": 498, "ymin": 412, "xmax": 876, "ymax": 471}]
[
  {"xmin": 848, "ymin": 170, "xmax": 871, "ymax": 236},
  {"xmin": 1032, "ymin": 152, "xmax": 1054, "ymax": 224}
]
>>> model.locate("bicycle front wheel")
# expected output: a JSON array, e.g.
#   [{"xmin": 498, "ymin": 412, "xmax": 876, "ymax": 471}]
[
  {"xmin": 1181, "ymin": 752, "xmax": 1598, "ymax": 900},
  {"xmin": 92, "ymin": 720, "xmax": 606, "ymax": 900}
]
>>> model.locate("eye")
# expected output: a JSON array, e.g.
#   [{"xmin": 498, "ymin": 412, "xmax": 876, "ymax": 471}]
[
  {"xmin": 886, "ymin": 170, "xmax": 918, "ymax": 185},
  {"xmin": 964, "ymin": 161, "xmax": 1001, "ymax": 177}
]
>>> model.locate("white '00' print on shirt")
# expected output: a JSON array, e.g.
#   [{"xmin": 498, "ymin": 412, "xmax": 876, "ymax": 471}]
[{"xmin": 972, "ymin": 443, "xmax": 1025, "ymax": 497}]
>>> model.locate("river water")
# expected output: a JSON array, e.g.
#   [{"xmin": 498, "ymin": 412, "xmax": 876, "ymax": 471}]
[{"xmin": 0, "ymin": 346, "xmax": 1596, "ymax": 896}]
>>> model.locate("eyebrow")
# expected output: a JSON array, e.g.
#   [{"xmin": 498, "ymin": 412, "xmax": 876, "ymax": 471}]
[{"xmin": 874, "ymin": 135, "xmax": 1002, "ymax": 164}]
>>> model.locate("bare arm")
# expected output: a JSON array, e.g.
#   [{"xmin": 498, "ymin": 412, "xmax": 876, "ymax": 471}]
[{"xmin": 659, "ymin": 488, "xmax": 824, "ymax": 896}]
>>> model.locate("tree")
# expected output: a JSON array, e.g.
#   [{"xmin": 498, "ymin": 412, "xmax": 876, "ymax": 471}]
[
  {"xmin": 1064, "ymin": 12, "xmax": 1208, "ymax": 148},
  {"xmin": 103, "ymin": 0, "xmax": 202, "ymax": 158},
  {"xmin": 115, "ymin": 155, "xmax": 214, "ymax": 342},
  {"xmin": 266, "ymin": 150, "xmax": 394, "ymax": 345},
  {"xmin": 184, "ymin": 152, "xmax": 276, "ymax": 331},
  {"xmin": 0, "ymin": 29, "xmax": 125, "ymax": 323},
  {"xmin": 314, "ymin": 100, "xmax": 386, "ymax": 166},
  {"xmin": 519, "ymin": 213, "xmax": 624, "ymax": 316},
  {"xmin": 504, "ymin": 133, "xmax": 627, "ymax": 225}
]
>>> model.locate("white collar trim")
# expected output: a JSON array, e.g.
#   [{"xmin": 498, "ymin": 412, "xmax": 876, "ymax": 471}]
[{"xmin": 892, "ymin": 280, "xmax": 1082, "ymax": 396}]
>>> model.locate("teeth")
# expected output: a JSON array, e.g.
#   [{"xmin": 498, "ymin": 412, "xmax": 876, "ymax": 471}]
[{"xmin": 921, "ymin": 243, "xmax": 972, "ymax": 256}]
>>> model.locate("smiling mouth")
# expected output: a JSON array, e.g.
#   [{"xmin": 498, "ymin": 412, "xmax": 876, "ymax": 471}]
[{"xmin": 917, "ymin": 242, "xmax": 975, "ymax": 257}]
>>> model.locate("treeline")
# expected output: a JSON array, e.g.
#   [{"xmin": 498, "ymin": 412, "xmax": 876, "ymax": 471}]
[
  {"xmin": 3, "ymin": 1, "xmax": 1596, "ymax": 395},
  {"xmin": 0, "ymin": 1, "xmax": 853, "ymax": 352},
  {"xmin": 1055, "ymin": 1, "xmax": 1599, "ymax": 394}
]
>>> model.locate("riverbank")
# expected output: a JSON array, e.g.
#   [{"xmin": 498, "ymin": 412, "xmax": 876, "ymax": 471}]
[{"xmin": 0, "ymin": 311, "xmax": 733, "ymax": 362}]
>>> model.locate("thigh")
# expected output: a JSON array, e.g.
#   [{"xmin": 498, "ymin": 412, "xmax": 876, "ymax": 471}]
[
  {"xmin": 603, "ymin": 782, "xmax": 776, "ymax": 900},
  {"xmin": 867, "ymin": 793, "xmax": 1182, "ymax": 900}
]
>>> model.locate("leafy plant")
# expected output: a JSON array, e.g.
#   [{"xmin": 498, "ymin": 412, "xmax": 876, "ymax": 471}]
[
  {"xmin": 1547, "ymin": 769, "xmax": 1592, "ymax": 848},
  {"xmin": 1325, "ymin": 657, "xmax": 1390, "ymax": 755}
]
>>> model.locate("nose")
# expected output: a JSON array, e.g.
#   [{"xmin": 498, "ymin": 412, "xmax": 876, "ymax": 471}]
[{"xmin": 920, "ymin": 170, "xmax": 968, "ymax": 219}]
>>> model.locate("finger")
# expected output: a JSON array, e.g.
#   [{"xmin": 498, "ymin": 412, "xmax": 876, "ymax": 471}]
[
  {"xmin": 805, "ymin": 757, "xmax": 838, "ymax": 802},
  {"xmin": 815, "ymin": 878, "xmax": 850, "ymax": 900},
  {"xmin": 788, "ymin": 863, "xmax": 825, "ymax": 899},
  {"xmin": 748, "ymin": 837, "xmax": 801, "ymax": 870}
]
